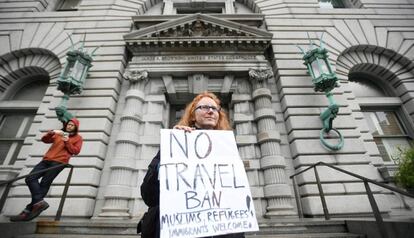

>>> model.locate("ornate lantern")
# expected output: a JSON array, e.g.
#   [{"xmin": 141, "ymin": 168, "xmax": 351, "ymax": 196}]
[
  {"xmin": 58, "ymin": 50, "xmax": 92, "ymax": 95},
  {"xmin": 299, "ymin": 33, "xmax": 344, "ymax": 151},
  {"xmin": 302, "ymin": 47, "xmax": 337, "ymax": 93},
  {"xmin": 56, "ymin": 35, "xmax": 97, "ymax": 123}
]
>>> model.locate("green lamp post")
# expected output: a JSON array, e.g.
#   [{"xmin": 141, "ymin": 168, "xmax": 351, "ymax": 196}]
[
  {"xmin": 299, "ymin": 34, "xmax": 344, "ymax": 151},
  {"xmin": 56, "ymin": 34, "xmax": 97, "ymax": 123}
]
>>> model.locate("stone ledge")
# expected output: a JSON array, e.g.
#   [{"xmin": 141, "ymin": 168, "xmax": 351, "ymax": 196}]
[{"xmin": 3, "ymin": 197, "xmax": 96, "ymax": 217}]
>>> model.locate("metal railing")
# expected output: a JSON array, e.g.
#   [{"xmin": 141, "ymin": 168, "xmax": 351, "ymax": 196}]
[
  {"xmin": 0, "ymin": 163, "xmax": 74, "ymax": 221},
  {"xmin": 290, "ymin": 161, "xmax": 414, "ymax": 238}
]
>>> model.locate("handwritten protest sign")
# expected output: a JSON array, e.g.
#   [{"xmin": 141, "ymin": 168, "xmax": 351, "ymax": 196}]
[{"xmin": 159, "ymin": 129, "xmax": 259, "ymax": 238}]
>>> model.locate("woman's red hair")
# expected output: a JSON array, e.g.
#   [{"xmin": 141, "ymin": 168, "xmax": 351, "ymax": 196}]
[{"xmin": 176, "ymin": 92, "xmax": 232, "ymax": 130}]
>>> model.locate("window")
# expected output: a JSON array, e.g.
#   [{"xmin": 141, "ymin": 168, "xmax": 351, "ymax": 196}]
[
  {"xmin": 169, "ymin": 105, "xmax": 185, "ymax": 128},
  {"xmin": 363, "ymin": 111, "xmax": 412, "ymax": 162},
  {"xmin": 57, "ymin": 0, "xmax": 81, "ymax": 11},
  {"xmin": 0, "ymin": 80, "xmax": 48, "ymax": 165},
  {"xmin": 319, "ymin": 0, "xmax": 346, "ymax": 8},
  {"xmin": 349, "ymin": 76, "xmax": 412, "ymax": 163},
  {"xmin": 157, "ymin": 0, "xmax": 254, "ymax": 15},
  {"xmin": 176, "ymin": 7, "xmax": 223, "ymax": 14},
  {"xmin": 162, "ymin": 0, "xmax": 233, "ymax": 14},
  {"xmin": 0, "ymin": 113, "xmax": 34, "ymax": 165},
  {"xmin": 174, "ymin": 2, "xmax": 225, "ymax": 14}
]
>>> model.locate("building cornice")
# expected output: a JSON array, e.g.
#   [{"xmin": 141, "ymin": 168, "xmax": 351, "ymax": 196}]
[{"xmin": 124, "ymin": 13, "xmax": 272, "ymax": 53}]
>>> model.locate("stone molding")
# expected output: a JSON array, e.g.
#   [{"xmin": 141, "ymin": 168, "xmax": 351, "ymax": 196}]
[
  {"xmin": 132, "ymin": 14, "xmax": 266, "ymax": 29},
  {"xmin": 125, "ymin": 13, "xmax": 272, "ymax": 52},
  {"xmin": 127, "ymin": 13, "xmax": 271, "ymax": 39},
  {"xmin": 158, "ymin": 20, "xmax": 244, "ymax": 37}
]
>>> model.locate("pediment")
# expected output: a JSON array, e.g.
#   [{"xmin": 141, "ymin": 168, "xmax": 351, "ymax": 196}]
[{"xmin": 124, "ymin": 14, "xmax": 272, "ymax": 52}]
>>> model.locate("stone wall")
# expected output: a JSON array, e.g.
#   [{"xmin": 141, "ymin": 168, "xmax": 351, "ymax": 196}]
[{"xmin": 0, "ymin": 0, "xmax": 413, "ymax": 219}]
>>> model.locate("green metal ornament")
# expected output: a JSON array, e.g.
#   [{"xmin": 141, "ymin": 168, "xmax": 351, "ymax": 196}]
[
  {"xmin": 56, "ymin": 34, "xmax": 99, "ymax": 123},
  {"xmin": 298, "ymin": 33, "xmax": 344, "ymax": 151}
]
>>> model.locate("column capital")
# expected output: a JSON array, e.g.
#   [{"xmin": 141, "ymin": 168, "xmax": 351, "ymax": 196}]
[
  {"xmin": 123, "ymin": 70, "xmax": 148, "ymax": 84},
  {"xmin": 248, "ymin": 68, "xmax": 273, "ymax": 87}
]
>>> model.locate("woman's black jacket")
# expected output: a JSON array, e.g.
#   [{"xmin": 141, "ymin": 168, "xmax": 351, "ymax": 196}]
[{"xmin": 140, "ymin": 151, "xmax": 245, "ymax": 238}]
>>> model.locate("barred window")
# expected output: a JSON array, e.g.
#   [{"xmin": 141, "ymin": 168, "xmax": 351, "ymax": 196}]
[
  {"xmin": 349, "ymin": 77, "xmax": 412, "ymax": 164},
  {"xmin": 0, "ymin": 80, "xmax": 48, "ymax": 165},
  {"xmin": 363, "ymin": 111, "xmax": 412, "ymax": 162}
]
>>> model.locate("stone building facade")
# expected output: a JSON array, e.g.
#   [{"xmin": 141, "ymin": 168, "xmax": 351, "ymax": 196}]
[{"xmin": 0, "ymin": 0, "xmax": 413, "ymax": 220}]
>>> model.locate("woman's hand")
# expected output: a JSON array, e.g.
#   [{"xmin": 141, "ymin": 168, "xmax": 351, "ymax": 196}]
[
  {"xmin": 53, "ymin": 129, "xmax": 64, "ymax": 135},
  {"xmin": 173, "ymin": 125, "xmax": 195, "ymax": 132}
]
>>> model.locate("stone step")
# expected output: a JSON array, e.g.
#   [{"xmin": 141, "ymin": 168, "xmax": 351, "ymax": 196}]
[
  {"xmin": 247, "ymin": 234, "xmax": 364, "ymax": 238},
  {"xmin": 35, "ymin": 219, "xmax": 137, "ymax": 235},
  {"xmin": 18, "ymin": 235, "xmax": 139, "ymax": 238},
  {"xmin": 17, "ymin": 233, "xmax": 365, "ymax": 238},
  {"xmin": 256, "ymin": 219, "xmax": 348, "ymax": 234},
  {"xmin": 9, "ymin": 218, "xmax": 367, "ymax": 238},
  {"xmin": 30, "ymin": 219, "xmax": 350, "ymax": 235}
]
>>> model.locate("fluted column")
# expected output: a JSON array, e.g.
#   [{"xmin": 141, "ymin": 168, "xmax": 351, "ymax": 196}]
[
  {"xmin": 99, "ymin": 70, "xmax": 148, "ymax": 218},
  {"xmin": 249, "ymin": 68, "xmax": 295, "ymax": 216},
  {"xmin": 232, "ymin": 91, "xmax": 266, "ymax": 217}
]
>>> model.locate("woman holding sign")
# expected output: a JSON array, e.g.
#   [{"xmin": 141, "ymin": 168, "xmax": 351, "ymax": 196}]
[{"xmin": 139, "ymin": 92, "xmax": 245, "ymax": 238}]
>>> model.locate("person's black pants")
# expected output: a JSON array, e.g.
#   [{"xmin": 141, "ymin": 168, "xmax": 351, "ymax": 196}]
[{"xmin": 25, "ymin": 160, "xmax": 65, "ymax": 208}]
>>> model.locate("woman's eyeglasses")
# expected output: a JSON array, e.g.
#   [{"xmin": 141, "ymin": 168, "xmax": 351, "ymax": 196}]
[{"xmin": 195, "ymin": 105, "xmax": 221, "ymax": 113}]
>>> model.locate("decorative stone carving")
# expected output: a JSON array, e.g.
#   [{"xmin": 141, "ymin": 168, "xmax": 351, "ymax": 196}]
[
  {"xmin": 156, "ymin": 20, "xmax": 248, "ymax": 38},
  {"xmin": 248, "ymin": 68, "xmax": 273, "ymax": 83},
  {"xmin": 123, "ymin": 70, "xmax": 148, "ymax": 83}
]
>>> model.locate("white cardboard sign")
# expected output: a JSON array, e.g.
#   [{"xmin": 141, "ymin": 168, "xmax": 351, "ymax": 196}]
[{"xmin": 159, "ymin": 129, "xmax": 259, "ymax": 238}]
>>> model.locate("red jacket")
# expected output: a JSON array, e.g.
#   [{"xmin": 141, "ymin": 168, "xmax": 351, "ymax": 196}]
[{"xmin": 41, "ymin": 119, "xmax": 83, "ymax": 164}]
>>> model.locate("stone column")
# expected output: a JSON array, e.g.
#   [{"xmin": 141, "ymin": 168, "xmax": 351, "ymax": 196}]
[
  {"xmin": 232, "ymin": 90, "xmax": 266, "ymax": 217},
  {"xmin": 249, "ymin": 68, "xmax": 295, "ymax": 216},
  {"xmin": 163, "ymin": 0, "xmax": 174, "ymax": 14},
  {"xmin": 99, "ymin": 70, "xmax": 148, "ymax": 218},
  {"xmin": 224, "ymin": 0, "xmax": 235, "ymax": 14}
]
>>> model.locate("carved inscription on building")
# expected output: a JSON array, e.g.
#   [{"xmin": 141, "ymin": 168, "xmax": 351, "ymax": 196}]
[{"xmin": 133, "ymin": 55, "xmax": 258, "ymax": 63}]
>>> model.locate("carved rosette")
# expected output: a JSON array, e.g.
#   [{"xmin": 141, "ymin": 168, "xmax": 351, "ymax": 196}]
[{"xmin": 123, "ymin": 70, "xmax": 149, "ymax": 84}]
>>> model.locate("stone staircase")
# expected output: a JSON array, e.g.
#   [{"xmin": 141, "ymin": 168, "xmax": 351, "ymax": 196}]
[
  {"xmin": 5, "ymin": 218, "xmax": 365, "ymax": 238},
  {"xmin": 252, "ymin": 219, "xmax": 364, "ymax": 237}
]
